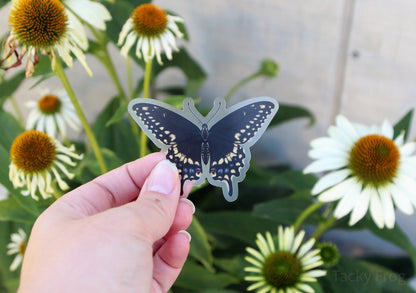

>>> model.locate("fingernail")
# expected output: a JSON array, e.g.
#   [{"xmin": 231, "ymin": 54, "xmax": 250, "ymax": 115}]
[
  {"xmin": 180, "ymin": 198, "xmax": 195, "ymax": 214},
  {"xmin": 178, "ymin": 230, "xmax": 191, "ymax": 242},
  {"xmin": 147, "ymin": 160, "xmax": 178, "ymax": 195}
]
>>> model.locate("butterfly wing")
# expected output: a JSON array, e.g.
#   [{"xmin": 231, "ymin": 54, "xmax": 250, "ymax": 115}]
[
  {"xmin": 207, "ymin": 98, "xmax": 278, "ymax": 201},
  {"xmin": 129, "ymin": 99, "xmax": 204, "ymax": 190}
]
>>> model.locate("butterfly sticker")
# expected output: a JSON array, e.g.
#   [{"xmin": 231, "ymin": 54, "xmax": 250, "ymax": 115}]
[{"xmin": 128, "ymin": 97, "xmax": 279, "ymax": 202}]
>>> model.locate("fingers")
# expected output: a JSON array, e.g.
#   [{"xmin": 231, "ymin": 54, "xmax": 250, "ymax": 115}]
[
  {"xmin": 128, "ymin": 160, "xmax": 182, "ymax": 242},
  {"xmin": 55, "ymin": 153, "xmax": 166, "ymax": 218},
  {"xmin": 151, "ymin": 231, "xmax": 191, "ymax": 293},
  {"xmin": 153, "ymin": 198, "xmax": 195, "ymax": 252}
]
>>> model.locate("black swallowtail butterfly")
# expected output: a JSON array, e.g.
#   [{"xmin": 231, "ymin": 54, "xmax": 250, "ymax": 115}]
[{"xmin": 129, "ymin": 97, "xmax": 278, "ymax": 201}]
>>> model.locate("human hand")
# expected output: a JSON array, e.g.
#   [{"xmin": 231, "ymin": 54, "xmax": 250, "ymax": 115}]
[{"xmin": 18, "ymin": 153, "xmax": 195, "ymax": 293}]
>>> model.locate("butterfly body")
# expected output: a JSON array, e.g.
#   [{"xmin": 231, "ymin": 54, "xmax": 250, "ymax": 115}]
[{"xmin": 129, "ymin": 97, "xmax": 278, "ymax": 202}]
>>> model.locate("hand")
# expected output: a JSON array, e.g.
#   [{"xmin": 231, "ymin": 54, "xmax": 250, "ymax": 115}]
[{"xmin": 18, "ymin": 153, "xmax": 195, "ymax": 293}]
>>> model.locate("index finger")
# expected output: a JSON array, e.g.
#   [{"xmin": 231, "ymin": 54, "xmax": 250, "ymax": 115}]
[{"xmin": 57, "ymin": 152, "xmax": 166, "ymax": 217}]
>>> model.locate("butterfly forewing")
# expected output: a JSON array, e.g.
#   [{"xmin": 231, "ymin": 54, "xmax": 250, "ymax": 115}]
[
  {"xmin": 130, "ymin": 102, "xmax": 204, "ymax": 186},
  {"xmin": 207, "ymin": 100, "xmax": 277, "ymax": 199}
]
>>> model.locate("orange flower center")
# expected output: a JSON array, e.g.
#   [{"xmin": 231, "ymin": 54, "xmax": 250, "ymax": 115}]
[
  {"xmin": 19, "ymin": 240, "xmax": 26, "ymax": 255},
  {"xmin": 38, "ymin": 94, "xmax": 61, "ymax": 114},
  {"xmin": 10, "ymin": 130, "xmax": 56, "ymax": 173},
  {"xmin": 349, "ymin": 134, "xmax": 400, "ymax": 186},
  {"xmin": 131, "ymin": 4, "xmax": 168, "ymax": 37},
  {"xmin": 9, "ymin": 0, "xmax": 68, "ymax": 49}
]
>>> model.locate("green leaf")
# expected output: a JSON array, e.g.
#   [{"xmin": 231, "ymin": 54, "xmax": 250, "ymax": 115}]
[
  {"xmin": 188, "ymin": 216, "xmax": 214, "ymax": 270},
  {"xmin": 0, "ymin": 0, "xmax": 9, "ymax": 9},
  {"xmin": 253, "ymin": 191, "xmax": 321, "ymax": 225},
  {"xmin": 325, "ymin": 257, "xmax": 380, "ymax": 293},
  {"xmin": 153, "ymin": 49, "xmax": 207, "ymax": 97},
  {"xmin": 367, "ymin": 221, "xmax": 416, "ymax": 272},
  {"xmin": 78, "ymin": 148, "xmax": 124, "ymax": 178},
  {"xmin": 393, "ymin": 109, "xmax": 413, "ymax": 140},
  {"xmin": 198, "ymin": 211, "xmax": 277, "ymax": 244},
  {"xmin": 271, "ymin": 103, "xmax": 315, "ymax": 127},
  {"xmin": 105, "ymin": 103, "xmax": 128, "ymax": 127},
  {"xmin": 214, "ymin": 255, "xmax": 246, "ymax": 280},
  {"xmin": 245, "ymin": 165, "xmax": 317, "ymax": 192},
  {"xmin": 0, "ymin": 197, "xmax": 37, "ymax": 223},
  {"xmin": 0, "ymin": 109, "xmax": 24, "ymax": 150},
  {"xmin": 324, "ymin": 257, "xmax": 415, "ymax": 293},
  {"xmin": 360, "ymin": 261, "xmax": 415, "ymax": 293},
  {"xmin": 0, "ymin": 72, "xmax": 26, "ymax": 108},
  {"xmin": 174, "ymin": 261, "xmax": 239, "ymax": 290},
  {"xmin": 92, "ymin": 98, "xmax": 140, "ymax": 163}
]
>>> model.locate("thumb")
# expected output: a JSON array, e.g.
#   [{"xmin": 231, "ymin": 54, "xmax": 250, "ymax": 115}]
[{"xmin": 128, "ymin": 160, "xmax": 181, "ymax": 242}]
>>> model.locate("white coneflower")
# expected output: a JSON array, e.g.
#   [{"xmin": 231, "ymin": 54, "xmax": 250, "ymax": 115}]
[
  {"xmin": 9, "ymin": 130, "xmax": 83, "ymax": 200},
  {"xmin": 7, "ymin": 228, "xmax": 26, "ymax": 271},
  {"xmin": 1, "ymin": 0, "xmax": 110, "ymax": 77},
  {"xmin": 304, "ymin": 115, "xmax": 416, "ymax": 229},
  {"xmin": 118, "ymin": 3, "xmax": 184, "ymax": 65},
  {"xmin": 244, "ymin": 226, "xmax": 326, "ymax": 293},
  {"xmin": 26, "ymin": 89, "xmax": 81, "ymax": 139}
]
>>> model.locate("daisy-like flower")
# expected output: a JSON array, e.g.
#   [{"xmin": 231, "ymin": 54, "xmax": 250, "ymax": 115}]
[
  {"xmin": 0, "ymin": 183, "xmax": 10, "ymax": 201},
  {"xmin": 26, "ymin": 88, "xmax": 81, "ymax": 139},
  {"xmin": 7, "ymin": 228, "xmax": 26, "ymax": 271},
  {"xmin": 244, "ymin": 226, "xmax": 326, "ymax": 293},
  {"xmin": 304, "ymin": 115, "xmax": 416, "ymax": 229},
  {"xmin": 9, "ymin": 130, "xmax": 83, "ymax": 200},
  {"xmin": 118, "ymin": 3, "xmax": 184, "ymax": 65},
  {"xmin": 1, "ymin": 0, "xmax": 111, "ymax": 77}
]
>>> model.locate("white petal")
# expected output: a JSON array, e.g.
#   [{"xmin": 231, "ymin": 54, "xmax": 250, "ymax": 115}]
[
  {"xmin": 64, "ymin": 0, "xmax": 111, "ymax": 30},
  {"xmin": 66, "ymin": 41, "xmax": 92, "ymax": 76},
  {"xmin": 394, "ymin": 175, "xmax": 416, "ymax": 207},
  {"xmin": 303, "ymin": 157, "xmax": 347, "ymax": 174},
  {"xmin": 333, "ymin": 180, "xmax": 362, "ymax": 219},
  {"xmin": 308, "ymin": 147, "xmax": 348, "ymax": 160},
  {"xmin": 336, "ymin": 115, "xmax": 359, "ymax": 141},
  {"xmin": 328, "ymin": 125, "xmax": 354, "ymax": 146},
  {"xmin": 66, "ymin": 9, "xmax": 88, "ymax": 50},
  {"xmin": 318, "ymin": 177, "xmax": 356, "ymax": 202},
  {"xmin": 118, "ymin": 19, "xmax": 133, "ymax": 45},
  {"xmin": 369, "ymin": 189, "xmax": 384, "ymax": 228},
  {"xmin": 380, "ymin": 120, "xmax": 394, "ymax": 139},
  {"xmin": 390, "ymin": 183, "xmax": 414, "ymax": 215},
  {"xmin": 311, "ymin": 169, "xmax": 350, "ymax": 194},
  {"xmin": 120, "ymin": 31, "xmax": 137, "ymax": 57},
  {"xmin": 349, "ymin": 186, "xmax": 371, "ymax": 226},
  {"xmin": 400, "ymin": 142, "xmax": 416, "ymax": 157},
  {"xmin": 26, "ymin": 110, "xmax": 41, "ymax": 130},
  {"xmin": 379, "ymin": 188, "xmax": 395, "ymax": 229},
  {"xmin": 310, "ymin": 137, "xmax": 349, "ymax": 152},
  {"xmin": 45, "ymin": 116, "xmax": 57, "ymax": 137}
]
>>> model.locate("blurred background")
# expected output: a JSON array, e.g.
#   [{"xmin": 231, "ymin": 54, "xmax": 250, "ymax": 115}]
[{"xmin": 1, "ymin": 0, "xmax": 416, "ymax": 286}]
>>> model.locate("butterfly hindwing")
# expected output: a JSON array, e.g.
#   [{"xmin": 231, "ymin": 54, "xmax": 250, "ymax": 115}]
[
  {"xmin": 207, "ymin": 99, "xmax": 278, "ymax": 200},
  {"xmin": 129, "ymin": 100, "xmax": 205, "ymax": 187}
]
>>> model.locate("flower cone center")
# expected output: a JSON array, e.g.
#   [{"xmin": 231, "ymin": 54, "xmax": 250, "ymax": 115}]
[
  {"xmin": 349, "ymin": 134, "xmax": 399, "ymax": 186},
  {"xmin": 38, "ymin": 94, "xmax": 61, "ymax": 114},
  {"xmin": 9, "ymin": 0, "xmax": 68, "ymax": 48},
  {"xmin": 131, "ymin": 4, "xmax": 168, "ymax": 37},
  {"xmin": 19, "ymin": 241, "xmax": 26, "ymax": 255},
  {"xmin": 263, "ymin": 251, "xmax": 302, "ymax": 289},
  {"xmin": 10, "ymin": 130, "xmax": 56, "ymax": 173}
]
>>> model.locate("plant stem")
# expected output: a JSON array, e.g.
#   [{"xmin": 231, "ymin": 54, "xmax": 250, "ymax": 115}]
[
  {"xmin": 312, "ymin": 216, "xmax": 337, "ymax": 240},
  {"xmin": 224, "ymin": 71, "xmax": 262, "ymax": 101},
  {"xmin": 126, "ymin": 57, "xmax": 134, "ymax": 100},
  {"xmin": 88, "ymin": 25, "xmax": 128, "ymax": 103},
  {"xmin": 140, "ymin": 60, "xmax": 153, "ymax": 157},
  {"xmin": 293, "ymin": 201, "xmax": 325, "ymax": 232},
  {"xmin": 54, "ymin": 59, "xmax": 108, "ymax": 174}
]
